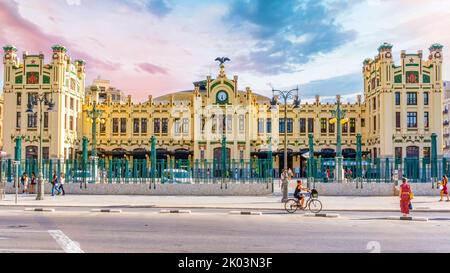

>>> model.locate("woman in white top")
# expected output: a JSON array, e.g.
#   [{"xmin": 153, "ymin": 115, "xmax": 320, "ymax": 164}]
[{"xmin": 59, "ymin": 172, "xmax": 66, "ymax": 196}]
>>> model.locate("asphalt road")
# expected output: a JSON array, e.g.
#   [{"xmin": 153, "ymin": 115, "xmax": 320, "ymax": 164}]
[{"xmin": 0, "ymin": 208, "xmax": 450, "ymax": 253}]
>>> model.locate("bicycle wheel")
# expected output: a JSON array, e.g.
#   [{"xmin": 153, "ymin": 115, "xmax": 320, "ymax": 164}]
[
  {"xmin": 308, "ymin": 199, "xmax": 322, "ymax": 213},
  {"xmin": 284, "ymin": 199, "xmax": 298, "ymax": 213}
]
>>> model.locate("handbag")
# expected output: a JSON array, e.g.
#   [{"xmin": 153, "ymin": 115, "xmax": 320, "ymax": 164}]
[{"xmin": 409, "ymin": 202, "xmax": 413, "ymax": 210}]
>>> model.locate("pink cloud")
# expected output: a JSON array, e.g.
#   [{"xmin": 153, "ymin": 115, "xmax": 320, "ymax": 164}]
[
  {"xmin": 0, "ymin": 1, "xmax": 120, "ymax": 72},
  {"xmin": 137, "ymin": 62, "xmax": 169, "ymax": 75}
]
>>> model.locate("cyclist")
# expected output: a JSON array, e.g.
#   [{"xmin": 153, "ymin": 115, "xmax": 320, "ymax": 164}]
[{"xmin": 293, "ymin": 180, "xmax": 310, "ymax": 210}]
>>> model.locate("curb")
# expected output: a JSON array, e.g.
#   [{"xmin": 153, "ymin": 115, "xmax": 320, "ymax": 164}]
[
  {"xmin": 24, "ymin": 208, "xmax": 55, "ymax": 212},
  {"xmin": 304, "ymin": 213, "xmax": 339, "ymax": 218},
  {"xmin": 160, "ymin": 210, "xmax": 192, "ymax": 214},
  {"xmin": 91, "ymin": 209, "xmax": 122, "ymax": 213},
  {"xmin": 229, "ymin": 211, "xmax": 262, "ymax": 215},
  {"xmin": 387, "ymin": 216, "xmax": 428, "ymax": 222}
]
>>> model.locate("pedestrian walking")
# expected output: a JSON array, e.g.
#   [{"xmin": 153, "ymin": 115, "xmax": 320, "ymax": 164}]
[
  {"xmin": 59, "ymin": 172, "xmax": 66, "ymax": 196},
  {"xmin": 279, "ymin": 168, "xmax": 286, "ymax": 188},
  {"xmin": 22, "ymin": 173, "xmax": 29, "ymax": 194},
  {"xmin": 51, "ymin": 173, "xmax": 60, "ymax": 196},
  {"xmin": 399, "ymin": 177, "xmax": 413, "ymax": 217},
  {"xmin": 30, "ymin": 172, "xmax": 36, "ymax": 194},
  {"xmin": 439, "ymin": 175, "xmax": 449, "ymax": 202}
]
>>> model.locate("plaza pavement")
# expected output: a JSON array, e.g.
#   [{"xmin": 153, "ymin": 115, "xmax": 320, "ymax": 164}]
[{"xmin": 1, "ymin": 193, "xmax": 449, "ymax": 212}]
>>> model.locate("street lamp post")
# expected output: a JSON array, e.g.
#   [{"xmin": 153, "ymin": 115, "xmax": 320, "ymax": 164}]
[
  {"xmin": 85, "ymin": 101, "xmax": 105, "ymax": 184},
  {"xmin": 271, "ymin": 87, "xmax": 300, "ymax": 202},
  {"xmin": 330, "ymin": 95, "xmax": 348, "ymax": 183},
  {"xmin": 26, "ymin": 93, "xmax": 56, "ymax": 200}
]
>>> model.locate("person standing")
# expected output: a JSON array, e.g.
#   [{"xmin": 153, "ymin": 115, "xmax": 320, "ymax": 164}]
[
  {"xmin": 280, "ymin": 169, "xmax": 287, "ymax": 199},
  {"xmin": 22, "ymin": 173, "xmax": 29, "ymax": 194},
  {"xmin": 30, "ymin": 172, "xmax": 36, "ymax": 194},
  {"xmin": 59, "ymin": 172, "xmax": 66, "ymax": 196},
  {"xmin": 51, "ymin": 173, "xmax": 59, "ymax": 196},
  {"xmin": 439, "ymin": 175, "xmax": 449, "ymax": 202},
  {"xmin": 399, "ymin": 177, "xmax": 412, "ymax": 217}
]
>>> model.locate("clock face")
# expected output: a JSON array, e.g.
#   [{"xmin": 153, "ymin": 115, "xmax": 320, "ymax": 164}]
[{"xmin": 217, "ymin": 91, "xmax": 228, "ymax": 103}]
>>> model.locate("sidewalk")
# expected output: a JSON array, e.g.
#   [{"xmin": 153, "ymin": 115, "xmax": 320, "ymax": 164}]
[{"xmin": 1, "ymin": 193, "xmax": 449, "ymax": 212}]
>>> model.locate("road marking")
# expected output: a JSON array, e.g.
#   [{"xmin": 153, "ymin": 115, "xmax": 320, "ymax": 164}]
[
  {"xmin": 160, "ymin": 210, "xmax": 192, "ymax": 214},
  {"xmin": 0, "ymin": 248, "xmax": 63, "ymax": 253},
  {"xmin": 91, "ymin": 209, "xmax": 122, "ymax": 213},
  {"xmin": 229, "ymin": 211, "xmax": 262, "ymax": 215},
  {"xmin": 48, "ymin": 230, "xmax": 84, "ymax": 253}
]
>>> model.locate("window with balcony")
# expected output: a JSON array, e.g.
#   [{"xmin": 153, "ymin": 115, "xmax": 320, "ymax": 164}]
[
  {"xmin": 287, "ymin": 118, "xmax": 293, "ymax": 133},
  {"xmin": 279, "ymin": 118, "xmax": 285, "ymax": 133},
  {"xmin": 329, "ymin": 119, "xmax": 335, "ymax": 133},
  {"xmin": 174, "ymin": 119, "xmax": 181, "ymax": 135},
  {"xmin": 342, "ymin": 121, "xmax": 348, "ymax": 134},
  {"xmin": 266, "ymin": 118, "xmax": 272, "ymax": 134},
  {"xmin": 350, "ymin": 118, "xmax": 356, "ymax": 133},
  {"xmin": 27, "ymin": 112, "xmax": 37, "ymax": 128},
  {"xmin": 308, "ymin": 118, "xmax": 314, "ymax": 133},
  {"xmin": 182, "ymin": 118, "xmax": 189, "ymax": 134}
]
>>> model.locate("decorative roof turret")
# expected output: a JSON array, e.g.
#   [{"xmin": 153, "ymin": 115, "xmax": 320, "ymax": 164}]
[
  {"xmin": 429, "ymin": 43, "xmax": 443, "ymax": 51},
  {"xmin": 377, "ymin": 42, "xmax": 393, "ymax": 52},
  {"xmin": 51, "ymin": 44, "xmax": 67, "ymax": 53},
  {"xmin": 3, "ymin": 45, "xmax": 17, "ymax": 52}
]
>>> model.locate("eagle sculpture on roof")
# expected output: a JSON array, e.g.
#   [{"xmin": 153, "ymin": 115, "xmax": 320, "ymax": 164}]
[{"xmin": 215, "ymin": 57, "xmax": 230, "ymax": 65}]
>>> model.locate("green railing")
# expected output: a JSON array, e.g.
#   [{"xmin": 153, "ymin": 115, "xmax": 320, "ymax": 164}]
[
  {"xmin": 306, "ymin": 157, "xmax": 446, "ymax": 183},
  {"xmin": 0, "ymin": 158, "xmax": 273, "ymax": 184}
]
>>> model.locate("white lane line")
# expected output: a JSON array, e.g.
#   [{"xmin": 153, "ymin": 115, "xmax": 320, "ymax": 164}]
[
  {"xmin": 0, "ymin": 248, "xmax": 63, "ymax": 253},
  {"xmin": 48, "ymin": 230, "xmax": 84, "ymax": 253},
  {"xmin": 0, "ymin": 229, "xmax": 49, "ymax": 233}
]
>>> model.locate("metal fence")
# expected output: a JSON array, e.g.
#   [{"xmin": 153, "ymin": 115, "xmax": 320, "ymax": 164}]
[
  {"xmin": 0, "ymin": 158, "xmax": 273, "ymax": 184},
  {"xmin": 307, "ymin": 157, "xmax": 449, "ymax": 183}
]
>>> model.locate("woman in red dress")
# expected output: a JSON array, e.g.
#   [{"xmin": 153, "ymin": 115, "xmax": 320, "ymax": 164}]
[
  {"xmin": 440, "ymin": 175, "xmax": 449, "ymax": 202},
  {"xmin": 399, "ymin": 177, "xmax": 412, "ymax": 217}
]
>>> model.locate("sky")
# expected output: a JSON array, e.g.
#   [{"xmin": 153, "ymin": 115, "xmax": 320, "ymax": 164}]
[{"xmin": 0, "ymin": 0, "xmax": 450, "ymax": 102}]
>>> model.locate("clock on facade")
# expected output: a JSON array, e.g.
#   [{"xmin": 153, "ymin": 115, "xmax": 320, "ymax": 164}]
[{"xmin": 216, "ymin": 90, "xmax": 228, "ymax": 103}]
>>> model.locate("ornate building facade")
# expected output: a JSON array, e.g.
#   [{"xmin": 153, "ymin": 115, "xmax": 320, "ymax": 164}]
[{"xmin": 1, "ymin": 43, "xmax": 445, "ymax": 177}]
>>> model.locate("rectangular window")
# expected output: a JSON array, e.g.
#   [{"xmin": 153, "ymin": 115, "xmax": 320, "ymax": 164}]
[
  {"xmin": 320, "ymin": 118, "xmax": 327, "ymax": 134},
  {"xmin": 120, "ymin": 118, "xmax": 127, "ymax": 133},
  {"xmin": 182, "ymin": 118, "xmax": 189, "ymax": 134},
  {"xmin": 43, "ymin": 147, "xmax": 49, "ymax": 161},
  {"xmin": 266, "ymin": 118, "xmax": 272, "ymax": 134},
  {"xmin": 342, "ymin": 121, "xmax": 348, "ymax": 133},
  {"xmin": 239, "ymin": 115, "xmax": 245, "ymax": 133},
  {"xmin": 279, "ymin": 118, "xmax": 285, "ymax": 134},
  {"xmin": 299, "ymin": 118, "xmax": 306, "ymax": 133},
  {"xmin": 424, "ymin": 112, "xmax": 429, "ymax": 128},
  {"xmin": 396, "ymin": 112, "xmax": 401, "ymax": 128},
  {"xmin": 407, "ymin": 92, "xmax": 417, "ymax": 105},
  {"xmin": 64, "ymin": 114, "xmax": 67, "ymax": 129},
  {"xmin": 361, "ymin": 118, "xmax": 365, "ymax": 128},
  {"xmin": 100, "ymin": 122, "xmax": 106, "ymax": 134},
  {"xmin": 307, "ymin": 118, "xmax": 314, "ymax": 133},
  {"xmin": 70, "ymin": 98, "xmax": 74, "ymax": 110},
  {"xmin": 16, "ymin": 112, "xmax": 21, "ymax": 128},
  {"xmin": 258, "ymin": 118, "xmax": 264, "ymax": 134},
  {"xmin": 162, "ymin": 118, "xmax": 168, "ymax": 134},
  {"xmin": 27, "ymin": 93, "xmax": 36, "ymax": 106},
  {"xmin": 226, "ymin": 115, "xmax": 232, "ymax": 132},
  {"xmin": 27, "ymin": 113, "xmax": 37, "ymax": 128},
  {"xmin": 407, "ymin": 112, "xmax": 417, "ymax": 128},
  {"xmin": 373, "ymin": 116, "xmax": 376, "ymax": 131},
  {"xmin": 350, "ymin": 118, "xmax": 356, "ymax": 133},
  {"xmin": 44, "ymin": 112, "xmax": 48, "ymax": 129},
  {"xmin": 372, "ymin": 97, "xmax": 376, "ymax": 110},
  {"xmin": 69, "ymin": 116, "xmax": 74, "ymax": 131},
  {"xmin": 395, "ymin": 92, "xmax": 401, "ymax": 106},
  {"xmin": 141, "ymin": 118, "xmax": 147, "ymax": 134},
  {"xmin": 17, "ymin": 93, "xmax": 21, "ymax": 106},
  {"xmin": 424, "ymin": 92, "xmax": 429, "ymax": 105},
  {"xmin": 287, "ymin": 118, "xmax": 293, "ymax": 133},
  {"xmin": 329, "ymin": 119, "xmax": 335, "ymax": 133},
  {"xmin": 133, "ymin": 118, "xmax": 140, "ymax": 134},
  {"xmin": 112, "ymin": 118, "xmax": 119, "ymax": 133},
  {"xmin": 174, "ymin": 119, "xmax": 181, "ymax": 134},
  {"xmin": 154, "ymin": 118, "xmax": 161, "ymax": 134}
]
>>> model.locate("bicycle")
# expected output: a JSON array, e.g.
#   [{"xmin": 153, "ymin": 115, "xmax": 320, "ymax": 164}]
[{"xmin": 284, "ymin": 189, "xmax": 322, "ymax": 213}]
